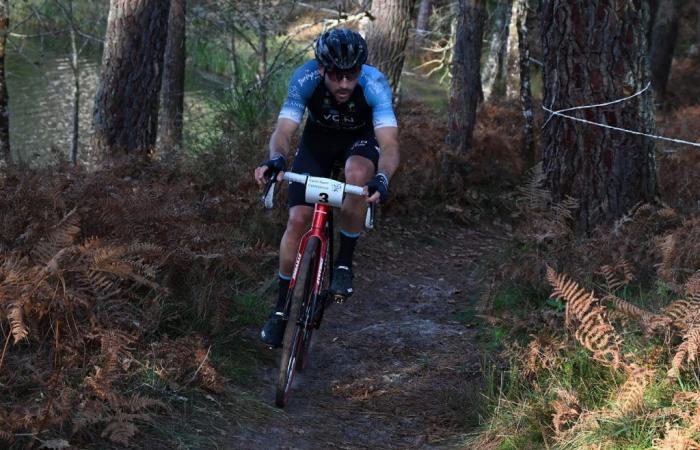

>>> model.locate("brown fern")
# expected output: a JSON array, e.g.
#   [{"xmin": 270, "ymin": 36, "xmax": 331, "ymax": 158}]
[
  {"xmin": 655, "ymin": 427, "xmax": 700, "ymax": 450},
  {"xmin": 524, "ymin": 333, "xmax": 566, "ymax": 376},
  {"xmin": 0, "ymin": 429, "xmax": 12, "ymax": 442},
  {"xmin": 663, "ymin": 300, "xmax": 700, "ymax": 332},
  {"xmin": 602, "ymin": 294, "xmax": 672, "ymax": 334},
  {"xmin": 611, "ymin": 363, "xmax": 654, "ymax": 417},
  {"xmin": 30, "ymin": 208, "xmax": 81, "ymax": 265},
  {"xmin": 547, "ymin": 267, "xmax": 624, "ymax": 369},
  {"xmin": 101, "ymin": 420, "xmax": 138, "ymax": 445},
  {"xmin": 551, "ymin": 388, "xmax": 581, "ymax": 435},
  {"xmin": 7, "ymin": 303, "xmax": 28, "ymax": 343},
  {"xmin": 668, "ymin": 324, "xmax": 700, "ymax": 380},
  {"xmin": 600, "ymin": 257, "xmax": 635, "ymax": 293},
  {"xmin": 657, "ymin": 218, "xmax": 700, "ymax": 285},
  {"xmin": 685, "ymin": 272, "xmax": 700, "ymax": 303},
  {"xmin": 516, "ymin": 162, "xmax": 551, "ymax": 211}
]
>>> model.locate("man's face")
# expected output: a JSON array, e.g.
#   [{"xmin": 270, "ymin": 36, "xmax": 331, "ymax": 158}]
[{"xmin": 320, "ymin": 66, "xmax": 361, "ymax": 104}]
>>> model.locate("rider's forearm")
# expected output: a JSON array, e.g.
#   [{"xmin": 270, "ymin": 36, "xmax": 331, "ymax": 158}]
[
  {"xmin": 377, "ymin": 142, "xmax": 400, "ymax": 180},
  {"xmin": 268, "ymin": 128, "xmax": 293, "ymax": 160}
]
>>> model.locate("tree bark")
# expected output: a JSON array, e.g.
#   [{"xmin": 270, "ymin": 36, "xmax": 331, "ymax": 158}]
[
  {"xmin": 366, "ymin": 0, "xmax": 417, "ymax": 103},
  {"xmin": 516, "ymin": 0, "xmax": 535, "ymax": 167},
  {"xmin": 649, "ymin": 0, "xmax": 679, "ymax": 105},
  {"xmin": 541, "ymin": 0, "xmax": 657, "ymax": 233},
  {"xmin": 697, "ymin": 2, "xmax": 700, "ymax": 56},
  {"xmin": 481, "ymin": 0, "xmax": 511, "ymax": 101},
  {"xmin": 505, "ymin": 0, "xmax": 526, "ymax": 100},
  {"xmin": 69, "ymin": 13, "xmax": 80, "ymax": 166},
  {"xmin": 0, "ymin": 0, "xmax": 10, "ymax": 166},
  {"xmin": 416, "ymin": 0, "xmax": 431, "ymax": 36},
  {"xmin": 159, "ymin": 0, "xmax": 186, "ymax": 159},
  {"xmin": 446, "ymin": 0, "xmax": 485, "ymax": 158},
  {"xmin": 92, "ymin": 0, "xmax": 171, "ymax": 158}
]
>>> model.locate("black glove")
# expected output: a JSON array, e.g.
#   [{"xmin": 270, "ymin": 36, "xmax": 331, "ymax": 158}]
[
  {"xmin": 366, "ymin": 173, "xmax": 389, "ymax": 204},
  {"xmin": 261, "ymin": 155, "xmax": 286, "ymax": 179}
]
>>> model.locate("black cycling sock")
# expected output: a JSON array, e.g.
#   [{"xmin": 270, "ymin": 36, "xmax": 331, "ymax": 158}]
[
  {"xmin": 335, "ymin": 230, "xmax": 360, "ymax": 269},
  {"xmin": 275, "ymin": 274, "xmax": 291, "ymax": 311}
]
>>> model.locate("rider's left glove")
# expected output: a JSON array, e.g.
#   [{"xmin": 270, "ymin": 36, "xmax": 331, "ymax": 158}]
[
  {"xmin": 261, "ymin": 155, "xmax": 286, "ymax": 179},
  {"xmin": 366, "ymin": 172, "xmax": 389, "ymax": 204}
]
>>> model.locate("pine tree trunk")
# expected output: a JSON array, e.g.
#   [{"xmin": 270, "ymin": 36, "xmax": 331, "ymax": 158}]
[
  {"xmin": 481, "ymin": 0, "xmax": 511, "ymax": 101},
  {"xmin": 416, "ymin": 0, "xmax": 431, "ymax": 36},
  {"xmin": 541, "ymin": 0, "xmax": 657, "ymax": 233},
  {"xmin": 649, "ymin": 0, "xmax": 679, "ymax": 106},
  {"xmin": 366, "ymin": 0, "xmax": 417, "ymax": 102},
  {"xmin": 92, "ymin": 0, "xmax": 171, "ymax": 158},
  {"xmin": 69, "ymin": 16, "xmax": 80, "ymax": 166},
  {"xmin": 446, "ymin": 0, "xmax": 485, "ymax": 158},
  {"xmin": 505, "ymin": 0, "xmax": 526, "ymax": 100},
  {"xmin": 696, "ymin": 2, "xmax": 700, "ymax": 55},
  {"xmin": 0, "ymin": 0, "xmax": 10, "ymax": 166},
  {"xmin": 516, "ymin": 0, "xmax": 535, "ymax": 167},
  {"xmin": 159, "ymin": 0, "xmax": 186, "ymax": 159}
]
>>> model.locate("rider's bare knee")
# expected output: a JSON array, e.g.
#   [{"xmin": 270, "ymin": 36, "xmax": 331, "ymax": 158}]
[
  {"xmin": 287, "ymin": 208, "xmax": 313, "ymax": 236},
  {"xmin": 344, "ymin": 164, "xmax": 373, "ymax": 185}
]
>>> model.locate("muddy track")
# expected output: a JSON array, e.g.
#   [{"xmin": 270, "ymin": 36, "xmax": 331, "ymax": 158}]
[{"xmin": 221, "ymin": 217, "xmax": 503, "ymax": 449}]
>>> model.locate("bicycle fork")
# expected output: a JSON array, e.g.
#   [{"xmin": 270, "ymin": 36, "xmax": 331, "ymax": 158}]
[{"xmin": 284, "ymin": 203, "xmax": 332, "ymax": 329}]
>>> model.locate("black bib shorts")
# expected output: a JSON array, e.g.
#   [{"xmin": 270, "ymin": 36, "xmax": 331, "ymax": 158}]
[{"xmin": 288, "ymin": 127, "xmax": 380, "ymax": 208}]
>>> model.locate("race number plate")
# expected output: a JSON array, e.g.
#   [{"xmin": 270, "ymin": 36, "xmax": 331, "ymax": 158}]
[{"xmin": 305, "ymin": 176, "xmax": 345, "ymax": 207}]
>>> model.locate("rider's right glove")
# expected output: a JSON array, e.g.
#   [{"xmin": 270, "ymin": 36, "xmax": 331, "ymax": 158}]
[
  {"xmin": 366, "ymin": 172, "xmax": 389, "ymax": 204},
  {"xmin": 261, "ymin": 155, "xmax": 286, "ymax": 180}
]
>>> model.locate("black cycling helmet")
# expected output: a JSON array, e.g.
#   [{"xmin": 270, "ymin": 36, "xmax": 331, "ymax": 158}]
[{"xmin": 314, "ymin": 28, "xmax": 368, "ymax": 71}]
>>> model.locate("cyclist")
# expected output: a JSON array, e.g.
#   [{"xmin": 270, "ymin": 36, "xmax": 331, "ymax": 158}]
[{"xmin": 254, "ymin": 28, "xmax": 400, "ymax": 347}]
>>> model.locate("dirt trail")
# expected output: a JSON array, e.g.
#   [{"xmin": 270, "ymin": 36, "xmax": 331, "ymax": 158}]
[{"xmin": 218, "ymin": 216, "xmax": 503, "ymax": 450}]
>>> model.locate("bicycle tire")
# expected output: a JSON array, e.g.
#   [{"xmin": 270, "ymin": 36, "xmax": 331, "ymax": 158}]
[
  {"xmin": 298, "ymin": 250, "xmax": 329, "ymax": 371},
  {"xmin": 275, "ymin": 237, "xmax": 320, "ymax": 408}
]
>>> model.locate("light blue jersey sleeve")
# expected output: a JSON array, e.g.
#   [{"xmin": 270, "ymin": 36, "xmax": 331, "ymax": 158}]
[
  {"xmin": 359, "ymin": 65, "xmax": 398, "ymax": 129},
  {"xmin": 278, "ymin": 60, "xmax": 322, "ymax": 123}
]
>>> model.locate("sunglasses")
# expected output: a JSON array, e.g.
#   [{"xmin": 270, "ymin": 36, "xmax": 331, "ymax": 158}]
[{"xmin": 325, "ymin": 68, "xmax": 361, "ymax": 82}]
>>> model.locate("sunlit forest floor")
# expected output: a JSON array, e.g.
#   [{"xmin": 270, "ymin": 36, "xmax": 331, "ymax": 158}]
[{"xmin": 1, "ymin": 54, "xmax": 700, "ymax": 448}]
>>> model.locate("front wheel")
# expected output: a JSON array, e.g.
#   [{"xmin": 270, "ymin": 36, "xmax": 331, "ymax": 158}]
[{"xmin": 275, "ymin": 237, "xmax": 320, "ymax": 408}]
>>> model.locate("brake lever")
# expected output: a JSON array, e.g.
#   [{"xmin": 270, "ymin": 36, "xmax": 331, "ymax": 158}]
[
  {"xmin": 262, "ymin": 176, "xmax": 276, "ymax": 209},
  {"xmin": 364, "ymin": 203, "xmax": 375, "ymax": 230}
]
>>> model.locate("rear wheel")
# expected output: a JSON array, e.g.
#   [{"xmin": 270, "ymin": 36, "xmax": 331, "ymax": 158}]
[{"xmin": 275, "ymin": 237, "xmax": 320, "ymax": 408}]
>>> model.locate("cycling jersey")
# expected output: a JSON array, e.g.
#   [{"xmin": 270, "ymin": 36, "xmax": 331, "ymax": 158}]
[
  {"xmin": 278, "ymin": 60, "xmax": 395, "ymax": 207},
  {"xmin": 278, "ymin": 60, "xmax": 398, "ymax": 133}
]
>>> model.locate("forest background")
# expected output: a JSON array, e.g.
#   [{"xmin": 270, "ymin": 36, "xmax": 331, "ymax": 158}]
[{"xmin": 0, "ymin": 0, "xmax": 699, "ymax": 449}]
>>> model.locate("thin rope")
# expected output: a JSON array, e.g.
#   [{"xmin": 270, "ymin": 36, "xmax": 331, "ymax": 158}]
[
  {"xmin": 542, "ymin": 82, "xmax": 651, "ymax": 128},
  {"xmin": 541, "ymin": 81, "xmax": 700, "ymax": 149},
  {"xmin": 542, "ymin": 105, "xmax": 700, "ymax": 149}
]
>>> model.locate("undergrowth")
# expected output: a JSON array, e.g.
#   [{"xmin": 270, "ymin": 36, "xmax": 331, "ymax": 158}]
[
  {"xmin": 467, "ymin": 161, "xmax": 700, "ymax": 449},
  {"xmin": 0, "ymin": 160, "xmax": 281, "ymax": 448}
]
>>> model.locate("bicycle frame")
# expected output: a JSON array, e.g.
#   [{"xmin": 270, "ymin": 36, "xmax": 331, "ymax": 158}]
[
  {"xmin": 284, "ymin": 202, "xmax": 333, "ymax": 324},
  {"xmin": 263, "ymin": 171, "xmax": 371, "ymax": 407}
]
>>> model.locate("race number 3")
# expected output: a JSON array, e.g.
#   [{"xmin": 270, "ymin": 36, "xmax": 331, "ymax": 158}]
[{"xmin": 305, "ymin": 176, "xmax": 344, "ymax": 207}]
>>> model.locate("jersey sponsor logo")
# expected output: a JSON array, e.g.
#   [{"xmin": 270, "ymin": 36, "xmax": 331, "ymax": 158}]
[
  {"xmin": 297, "ymin": 69, "xmax": 319, "ymax": 87},
  {"xmin": 350, "ymin": 140, "xmax": 368, "ymax": 150},
  {"xmin": 323, "ymin": 113, "xmax": 356, "ymax": 124}
]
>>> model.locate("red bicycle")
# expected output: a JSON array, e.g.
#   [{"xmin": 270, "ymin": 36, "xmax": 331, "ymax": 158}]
[{"xmin": 262, "ymin": 171, "xmax": 373, "ymax": 407}]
